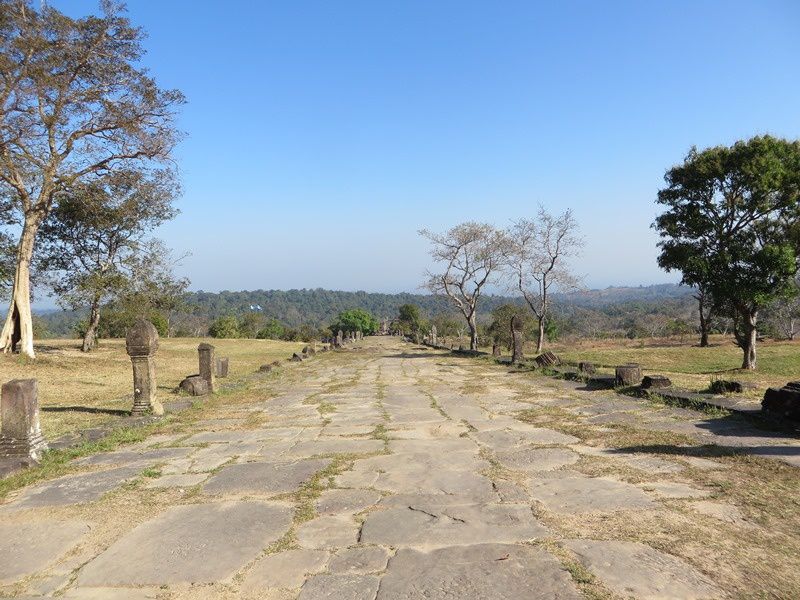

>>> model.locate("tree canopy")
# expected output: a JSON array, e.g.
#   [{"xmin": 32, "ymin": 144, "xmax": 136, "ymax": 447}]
[
  {"xmin": 654, "ymin": 135, "xmax": 800, "ymax": 368},
  {"xmin": 330, "ymin": 308, "xmax": 379, "ymax": 335}
]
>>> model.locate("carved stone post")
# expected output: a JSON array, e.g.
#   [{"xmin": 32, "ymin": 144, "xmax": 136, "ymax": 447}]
[
  {"xmin": 198, "ymin": 343, "xmax": 216, "ymax": 393},
  {"xmin": 511, "ymin": 316, "xmax": 525, "ymax": 364},
  {"xmin": 336, "ymin": 330, "xmax": 343, "ymax": 347},
  {"xmin": 0, "ymin": 379, "xmax": 48, "ymax": 462},
  {"xmin": 431, "ymin": 325, "xmax": 437, "ymax": 346},
  {"xmin": 216, "ymin": 357, "xmax": 229, "ymax": 378},
  {"xmin": 126, "ymin": 320, "xmax": 163, "ymax": 416}
]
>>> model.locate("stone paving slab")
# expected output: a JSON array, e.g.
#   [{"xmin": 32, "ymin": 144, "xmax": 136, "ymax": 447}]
[
  {"xmin": 528, "ymin": 474, "xmax": 655, "ymax": 513},
  {"xmin": 298, "ymin": 573, "xmax": 381, "ymax": 600},
  {"xmin": 203, "ymin": 458, "xmax": 331, "ymax": 495},
  {"xmin": 5, "ymin": 466, "xmax": 142, "ymax": 509},
  {"xmin": 0, "ymin": 520, "xmax": 90, "ymax": 584},
  {"xmin": 360, "ymin": 500, "xmax": 547, "ymax": 548},
  {"xmin": 329, "ymin": 546, "xmax": 391, "ymax": 574},
  {"xmin": 376, "ymin": 543, "xmax": 582, "ymax": 599},
  {"xmin": 242, "ymin": 549, "xmax": 329, "ymax": 591},
  {"xmin": 564, "ymin": 539, "xmax": 723, "ymax": 599},
  {"xmin": 78, "ymin": 501, "xmax": 292, "ymax": 585}
]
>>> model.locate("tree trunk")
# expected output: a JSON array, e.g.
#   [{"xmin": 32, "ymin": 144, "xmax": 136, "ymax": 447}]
[
  {"xmin": 737, "ymin": 310, "xmax": 758, "ymax": 370},
  {"xmin": 0, "ymin": 216, "xmax": 41, "ymax": 358},
  {"xmin": 696, "ymin": 293, "xmax": 710, "ymax": 347},
  {"xmin": 82, "ymin": 298, "xmax": 101, "ymax": 352},
  {"xmin": 468, "ymin": 313, "xmax": 478, "ymax": 351},
  {"xmin": 536, "ymin": 316, "xmax": 545, "ymax": 354}
]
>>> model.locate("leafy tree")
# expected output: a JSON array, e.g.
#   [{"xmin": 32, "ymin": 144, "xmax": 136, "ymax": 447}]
[
  {"xmin": 487, "ymin": 304, "xmax": 529, "ymax": 350},
  {"xmin": 654, "ymin": 135, "xmax": 800, "ymax": 369},
  {"xmin": 238, "ymin": 312, "xmax": 265, "ymax": 338},
  {"xmin": 0, "ymin": 1, "xmax": 184, "ymax": 357},
  {"xmin": 397, "ymin": 303, "xmax": 422, "ymax": 335},
  {"xmin": 208, "ymin": 316, "xmax": 240, "ymax": 339},
  {"xmin": 330, "ymin": 308, "xmax": 379, "ymax": 335},
  {"xmin": 420, "ymin": 222, "xmax": 507, "ymax": 350},
  {"xmin": 506, "ymin": 207, "xmax": 582, "ymax": 353},
  {"xmin": 36, "ymin": 170, "xmax": 178, "ymax": 351},
  {"xmin": 257, "ymin": 318, "xmax": 285, "ymax": 340}
]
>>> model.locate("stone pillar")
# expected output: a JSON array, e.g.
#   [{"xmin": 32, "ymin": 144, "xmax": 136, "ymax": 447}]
[
  {"xmin": 492, "ymin": 343, "xmax": 501, "ymax": 358},
  {"xmin": 198, "ymin": 343, "xmax": 216, "ymax": 393},
  {"xmin": 0, "ymin": 379, "xmax": 48, "ymax": 462},
  {"xmin": 125, "ymin": 319, "xmax": 163, "ymax": 416},
  {"xmin": 511, "ymin": 316, "xmax": 525, "ymax": 364},
  {"xmin": 615, "ymin": 364, "xmax": 642, "ymax": 387},
  {"xmin": 216, "ymin": 357, "xmax": 229, "ymax": 378},
  {"xmin": 336, "ymin": 330, "xmax": 343, "ymax": 347},
  {"xmin": 431, "ymin": 325, "xmax": 437, "ymax": 346}
]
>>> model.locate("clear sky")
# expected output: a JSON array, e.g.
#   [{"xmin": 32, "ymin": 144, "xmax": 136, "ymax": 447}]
[{"xmin": 52, "ymin": 0, "xmax": 800, "ymax": 293}]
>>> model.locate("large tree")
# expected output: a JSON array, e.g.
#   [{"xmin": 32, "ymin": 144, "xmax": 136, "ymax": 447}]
[
  {"xmin": 506, "ymin": 207, "xmax": 582, "ymax": 353},
  {"xmin": 654, "ymin": 135, "xmax": 800, "ymax": 369},
  {"xmin": 0, "ymin": 1, "xmax": 184, "ymax": 356},
  {"xmin": 420, "ymin": 222, "xmax": 506, "ymax": 350},
  {"xmin": 37, "ymin": 170, "xmax": 178, "ymax": 351}
]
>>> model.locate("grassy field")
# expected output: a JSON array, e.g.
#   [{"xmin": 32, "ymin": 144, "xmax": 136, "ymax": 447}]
[
  {"xmin": 0, "ymin": 337, "xmax": 305, "ymax": 439},
  {"xmin": 543, "ymin": 335, "xmax": 798, "ymax": 398},
  {"xmin": 433, "ymin": 333, "xmax": 800, "ymax": 398}
]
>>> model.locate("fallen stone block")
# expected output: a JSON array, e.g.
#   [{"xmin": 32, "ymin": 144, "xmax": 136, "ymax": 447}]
[
  {"xmin": 642, "ymin": 375, "xmax": 672, "ymax": 389},
  {"xmin": 534, "ymin": 351, "xmax": 561, "ymax": 368},
  {"xmin": 762, "ymin": 382, "xmax": 800, "ymax": 421},
  {"xmin": 178, "ymin": 375, "xmax": 209, "ymax": 396},
  {"xmin": 615, "ymin": 364, "xmax": 642, "ymax": 387}
]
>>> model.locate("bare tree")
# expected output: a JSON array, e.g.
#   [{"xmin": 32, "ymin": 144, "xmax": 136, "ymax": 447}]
[
  {"xmin": 0, "ymin": 1, "xmax": 184, "ymax": 357},
  {"xmin": 420, "ymin": 222, "xmax": 506, "ymax": 351},
  {"xmin": 506, "ymin": 207, "xmax": 582, "ymax": 353}
]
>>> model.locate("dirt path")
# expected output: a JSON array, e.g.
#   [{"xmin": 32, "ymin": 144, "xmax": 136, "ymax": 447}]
[{"xmin": 1, "ymin": 337, "xmax": 798, "ymax": 598}]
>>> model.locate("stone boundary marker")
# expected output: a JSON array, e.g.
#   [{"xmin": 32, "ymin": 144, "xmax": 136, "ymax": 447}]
[
  {"xmin": 0, "ymin": 379, "xmax": 48, "ymax": 463},
  {"xmin": 125, "ymin": 319, "xmax": 163, "ymax": 416},
  {"xmin": 198, "ymin": 343, "xmax": 216, "ymax": 393},
  {"xmin": 511, "ymin": 316, "xmax": 524, "ymax": 364},
  {"xmin": 215, "ymin": 357, "xmax": 229, "ymax": 378}
]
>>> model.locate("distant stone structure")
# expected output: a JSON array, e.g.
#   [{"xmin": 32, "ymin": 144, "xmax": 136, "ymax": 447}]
[
  {"xmin": 511, "ymin": 316, "xmax": 524, "ymax": 364},
  {"xmin": 125, "ymin": 319, "xmax": 163, "ymax": 416},
  {"xmin": 0, "ymin": 379, "xmax": 48, "ymax": 462},
  {"xmin": 215, "ymin": 357, "xmax": 229, "ymax": 378},
  {"xmin": 492, "ymin": 343, "xmax": 501, "ymax": 358},
  {"xmin": 336, "ymin": 330, "xmax": 343, "ymax": 347},
  {"xmin": 431, "ymin": 325, "xmax": 437, "ymax": 346},
  {"xmin": 198, "ymin": 343, "xmax": 216, "ymax": 393},
  {"xmin": 380, "ymin": 318, "xmax": 389, "ymax": 335},
  {"xmin": 615, "ymin": 364, "xmax": 642, "ymax": 387}
]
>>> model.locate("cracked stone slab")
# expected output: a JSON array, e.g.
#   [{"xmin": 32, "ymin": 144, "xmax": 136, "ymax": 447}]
[
  {"xmin": 315, "ymin": 488, "xmax": 382, "ymax": 515},
  {"xmin": 564, "ymin": 539, "xmax": 722, "ymax": 599},
  {"xmin": 376, "ymin": 543, "xmax": 582, "ymax": 599},
  {"xmin": 638, "ymin": 481, "xmax": 710, "ymax": 499},
  {"xmin": 472, "ymin": 428, "xmax": 578, "ymax": 450},
  {"xmin": 573, "ymin": 446, "xmax": 683, "ymax": 474},
  {"xmin": 203, "ymin": 458, "xmax": 331, "ymax": 495},
  {"xmin": 298, "ymin": 573, "xmax": 380, "ymax": 600},
  {"xmin": 242, "ymin": 549, "xmax": 329, "ymax": 591},
  {"xmin": 6, "ymin": 466, "xmax": 141, "ymax": 509},
  {"xmin": 329, "ymin": 546, "xmax": 391, "ymax": 573},
  {"xmin": 495, "ymin": 447, "xmax": 580, "ymax": 472},
  {"xmin": 73, "ymin": 447, "xmax": 195, "ymax": 467},
  {"xmin": 285, "ymin": 439, "xmax": 385, "ymax": 457},
  {"xmin": 142, "ymin": 473, "xmax": 208, "ymax": 488},
  {"xmin": 528, "ymin": 475, "xmax": 654, "ymax": 513},
  {"xmin": 0, "ymin": 520, "xmax": 90, "ymax": 584},
  {"xmin": 78, "ymin": 501, "xmax": 292, "ymax": 585},
  {"xmin": 360, "ymin": 500, "xmax": 547, "ymax": 548},
  {"xmin": 296, "ymin": 515, "xmax": 360, "ymax": 549}
]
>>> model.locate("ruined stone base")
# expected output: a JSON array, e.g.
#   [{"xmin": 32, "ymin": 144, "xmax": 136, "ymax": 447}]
[
  {"xmin": 762, "ymin": 382, "xmax": 800, "ymax": 421},
  {"xmin": 0, "ymin": 433, "xmax": 48, "ymax": 462}
]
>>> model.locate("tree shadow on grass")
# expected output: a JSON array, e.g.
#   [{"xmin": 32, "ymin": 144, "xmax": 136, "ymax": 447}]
[{"xmin": 41, "ymin": 406, "xmax": 130, "ymax": 417}]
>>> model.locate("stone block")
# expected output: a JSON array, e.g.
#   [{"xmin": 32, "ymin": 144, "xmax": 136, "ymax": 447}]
[
  {"xmin": 762, "ymin": 382, "xmax": 800, "ymax": 421},
  {"xmin": 615, "ymin": 364, "xmax": 641, "ymax": 387},
  {"xmin": 178, "ymin": 375, "xmax": 208, "ymax": 396},
  {"xmin": 642, "ymin": 375, "xmax": 672, "ymax": 389},
  {"xmin": 534, "ymin": 351, "xmax": 561, "ymax": 368},
  {"xmin": 215, "ymin": 357, "xmax": 229, "ymax": 378},
  {"xmin": 0, "ymin": 379, "xmax": 48, "ymax": 461}
]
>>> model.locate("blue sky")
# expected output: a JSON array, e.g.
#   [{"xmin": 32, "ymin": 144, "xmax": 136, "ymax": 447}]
[{"xmin": 53, "ymin": 0, "xmax": 800, "ymax": 293}]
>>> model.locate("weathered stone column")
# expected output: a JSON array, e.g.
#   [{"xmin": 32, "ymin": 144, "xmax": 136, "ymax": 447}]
[
  {"xmin": 198, "ymin": 343, "xmax": 216, "ymax": 393},
  {"xmin": 125, "ymin": 320, "xmax": 163, "ymax": 416},
  {"xmin": 431, "ymin": 325, "xmax": 437, "ymax": 346},
  {"xmin": 492, "ymin": 343, "xmax": 501, "ymax": 358},
  {"xmin": 511, "ymin": 316, "xmax": 525, "ymax": 364},
  {"xmin": 615, "ymin": 364, "xmax": 642, "ymax": 387},
  {"xmin": 336, "ymin": 330, "xmax": 343, "ymax": 347},
  {"xmin": 0, "ymin": 379, "xmax": 48, "ymax": 462},
  {"xmin": 215, "ymin": 357, "xmax": 229, "ymax": 378}
]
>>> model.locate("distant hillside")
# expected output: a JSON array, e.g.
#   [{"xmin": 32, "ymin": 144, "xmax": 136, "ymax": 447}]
[{"xmin": 33, "ymin": 283, "xmax": 695, "ymax": 337}]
